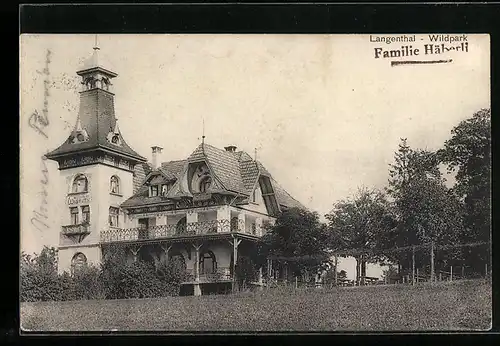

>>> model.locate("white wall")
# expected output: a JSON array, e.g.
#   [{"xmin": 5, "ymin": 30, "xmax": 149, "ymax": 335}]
[{"xmin": 57, "ymin": 162, "xmax": 134, "ymax": 271}]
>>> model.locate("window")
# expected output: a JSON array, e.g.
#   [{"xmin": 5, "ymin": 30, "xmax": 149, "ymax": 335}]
[
  {"xmin": 109, "ymin": 207, "xmax": 119, "ymax": 227},
  {"xmin": 150, "ymin": 185, "xmax": 159, "ymax": 197},
  {"xmin": 199, "ymin": 176, "xmax": 212, "ymax": 193},
  {"xmin": 161, "ymin": 184, "xmax": 170, "ymax": 196},
  {"xmin": 81, "ymin": 205, "xmax": 90, "ymax": 224},
  {"xmin": 71, "ymin": 253, "xmax": 87, "ymax": 273},
  {"xmin": 70, "ymin": 207, "xmax": 79, "ymax": 225},
  {"xmin": 72, "ymin": 174, "xmax": 88, "ymax": 193},
  {"xmin": 251, "ymin": 222, "xmax": 257, "ymax": 235},
  {"xmin": 110, "ymin": 176, "xmax": 120, "ymax": 194}
]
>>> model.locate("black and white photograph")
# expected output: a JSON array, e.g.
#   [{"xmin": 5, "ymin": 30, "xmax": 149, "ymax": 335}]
[{"xmin": 20, "ymin": 33, "xmax": 491, "ymax": 332}]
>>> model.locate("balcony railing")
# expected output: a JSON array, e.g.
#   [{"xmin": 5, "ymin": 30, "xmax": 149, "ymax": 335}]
[
  {"xmin": 100, "ymin": 219, "xmax": 263, "ymax": 243},
  {"xmin": 184, "ymin": 267, "xmax": 232, "ymax": 283},
  {"xmin": 62, "ymin": 223, "xmax": 91, "ymax": 236}
]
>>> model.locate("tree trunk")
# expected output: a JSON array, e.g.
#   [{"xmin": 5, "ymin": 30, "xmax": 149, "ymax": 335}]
[
  {"xmin": 355, "ymin": 257, "xmax": 361, "ymax": 286},
  {"xmin": 361, "ymin": 258, "xmax": 367, "ymax": 286}
]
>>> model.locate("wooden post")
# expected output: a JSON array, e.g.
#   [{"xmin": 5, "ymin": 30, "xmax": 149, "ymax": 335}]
[
  {"xmin": 416, "ymin": 268, "xmax": 419, "ymax": 284},
  {"xmin": 412, "ymin": 246, "xmax": 415, "ymax": 286},
  {"xmin": 334, "ymin": 255, "xmax": 338, "ymax": 286},
  {"xmin": 450, "ymin": 266, "xmax": 453, "ymax": 282},
  {"xmin": 295, "ymin": 276, "xmax": 298, "ymax": 289},
  {"xmin": 192, "ymin": 243, "xmax": 202, "ymax": 283},
  {"xmin": 485, "ymin": 263, "xmax": 488, "ymax": 278},
  {"xmin": 439, "ymin": 272, "xmax": 442, "ymax": 281},
  {"xmin": 461, "ymin": 266, "xmax": 465, "ymax": 280},
  {"xmin": 430, "ymin": 242, "xmax": 435, "ymax": 282}
]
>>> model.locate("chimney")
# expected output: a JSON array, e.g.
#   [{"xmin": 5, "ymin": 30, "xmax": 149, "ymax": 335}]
[
  {"xmin": 224, "ymin": 145, "xmax": 237, "ymax": 153},
  {"xmin": 151, "ymin": 146, "xmax": 163, "ymax": 169}
]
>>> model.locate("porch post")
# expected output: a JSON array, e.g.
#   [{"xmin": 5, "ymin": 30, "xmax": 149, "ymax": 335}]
[
  {"xmin": 130, "ymin": 246, "xmax": 142, "ymax": 263},
  {"xmin": 160, "ymin": 244, "xmax": 172, "ymax": 265},
  {"xmin": 230, "ymin": 236, "xmax": 242, "ymax": 292},
  {"xmin": 187, "ymin": 211, "xmax": 198, "ymax": 235},
  {"xmin": 237, "ymin": 212, "xmax": 246, "ymax": 233},
  {"xmin": 255, "ymin": 217, "xmax": 263, "ymax": 236},
  {"xmin": 192, "ymin": 243, "xmax": 202, "ymax": 296},
  {"xmin": 257, "ymin": 267, "xmax": 263, "ymax": 291},
  {"xmin": 217, "ymin": 205, "xmax": 231, "ymax": 233}
]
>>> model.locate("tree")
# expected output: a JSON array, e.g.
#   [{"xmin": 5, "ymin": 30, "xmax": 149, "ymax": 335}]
[
  {"xmin": 257, "ymin": 207, "xmax": 331, "ymax": 279},
  {"xmin": 386, "ymin": 139, "xmax": 465, "ymax": 272},
  {"xmin": 439, "ymin": 109, "xmax": 491, "ymax": 271},
  {"xmin": 325, "ymin": 187, "xmax": 396, "ymax": 285},
  {"xmin": 20, "ymin": 246, "xmax": 62, "ymax": 302}
]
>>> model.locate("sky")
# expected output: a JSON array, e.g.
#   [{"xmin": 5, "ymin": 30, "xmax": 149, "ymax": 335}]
[{"xmin": 20, "ymin": 34, "xmax": 490, "ymax": 279}]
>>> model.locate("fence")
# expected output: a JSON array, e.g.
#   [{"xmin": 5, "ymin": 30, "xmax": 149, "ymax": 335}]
[{"xmin": 261, "ymin": 240, "xmax": 491, "ymax": 290}]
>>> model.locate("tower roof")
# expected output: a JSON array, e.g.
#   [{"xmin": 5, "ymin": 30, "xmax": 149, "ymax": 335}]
[
  {"xmin": 46, "ymin": 42, "xmax": 145, "ymax": 164},
  {"xmin": 76, "ymin": 42, "xmax": 117, "ymax": 78}
]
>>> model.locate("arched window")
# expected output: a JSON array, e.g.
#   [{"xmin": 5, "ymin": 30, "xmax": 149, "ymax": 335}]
[
  {"xmin": 199, "ymin": 176, "xmax": 212, "ymax": 193},
  {"xmin": 200, "ymin": 250, "xmax": 217, "ymax": 275},
  {"xmin": 71, "ymin": 252, "xmax": 87, "ymax": 272},
  {"xmin": 110, "ymin": 175, "xmax": 120, "ymax": 194},
  {"xmin": 169, "ymin": 252, "xmax": 187, "ymax": 272},
  {"xmin": 72, "ymin": 174, "xmax": 88, "ymax": 193}
]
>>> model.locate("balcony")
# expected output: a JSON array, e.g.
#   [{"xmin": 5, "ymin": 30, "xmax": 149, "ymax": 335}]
[
  {"xmin": 62, "ymin": 223, "xmax": 91, "ymax": 236},
  {"xmin": 100, "ymin": 219, "xmax": 263, "ymax": 243}
]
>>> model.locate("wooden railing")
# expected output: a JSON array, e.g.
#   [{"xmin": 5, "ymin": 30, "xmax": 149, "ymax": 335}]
[
  {"xmin": 184, "ymin": 267, "xmax": 232, "ymax": 283},
  {"xmin": 100, "ymin": 219, "xmax": 263, "ymax": 243}
]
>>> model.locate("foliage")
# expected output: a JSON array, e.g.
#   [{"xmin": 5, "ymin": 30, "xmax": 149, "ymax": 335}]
[
  {"xmin": 257, "ymin": 207, "xmax": 331, "ymax": 276},
  {"xmin": 20, "ymin": 245, "xmax": 186, "ymax": 302},
  {"xmin": 20, "ymin": 246, "xmax": 62, "ymax": 302},
  {"xmin": 325, "ymin": 187, "xmax": 396, "ymax": 283},
  {"xmin": 439, "ymin": 109, "xmax": 491, "ymax": 270},
  {"xmin": 385, "ymin": 138, "xmax": 465, "ymax": 270},
  {"xmin": 235, "ymin": 256, "xmax": 257, "ymax": 289}
]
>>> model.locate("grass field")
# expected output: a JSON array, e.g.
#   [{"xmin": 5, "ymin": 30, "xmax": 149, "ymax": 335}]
[{"xmin": 20, "ymin": 279, "xmax": 491, "ymax": 332}]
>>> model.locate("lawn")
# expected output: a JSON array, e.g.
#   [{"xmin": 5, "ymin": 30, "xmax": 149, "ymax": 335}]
[{"xmin": 20, "ymin": 279, "xmax": 491, "ymax": 332}]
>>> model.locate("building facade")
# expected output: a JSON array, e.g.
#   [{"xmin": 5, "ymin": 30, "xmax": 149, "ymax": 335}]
[{"xmin": 46, "ymin": 45, "xmax": 305, "ymax": 295}]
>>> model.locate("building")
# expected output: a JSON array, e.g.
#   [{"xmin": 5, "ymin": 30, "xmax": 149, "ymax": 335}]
[{"xmin": 45, "ymin": 44, "xmax": 305, "ymax": 295}]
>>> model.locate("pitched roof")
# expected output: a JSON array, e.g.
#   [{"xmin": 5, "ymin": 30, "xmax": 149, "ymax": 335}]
[
  {"xmin": 121, "ymin": 142, "xmax": 305, "ymax": 211},
  {"xmin": 45, "ymin": 89, "xmax": 146, "ymax": 163}
]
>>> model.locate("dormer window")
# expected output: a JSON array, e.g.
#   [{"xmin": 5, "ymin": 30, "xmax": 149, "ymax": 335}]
[
  {"xmin": 72, "ymin": 174, "xmax": 88, "ymax": 193},
  {"xmin": 110, "ymin": 175, "xmax": 120, "ymax": 194},
  {"xmin": 199, "ymin": 176, "xmax": 212, "ymax": 193},
  {"xmin": 150, "ymin": 185, "xmax": 159, "ymax": 197}
]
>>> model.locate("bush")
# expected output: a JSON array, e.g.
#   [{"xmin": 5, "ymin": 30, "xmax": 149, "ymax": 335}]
[{"xmin": 20, "ymin": 246, "xmax": 187, "ymax": 302}]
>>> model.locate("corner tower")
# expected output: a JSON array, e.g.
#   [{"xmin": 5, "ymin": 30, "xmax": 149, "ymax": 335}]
[{"xmin": 46, "ymin": 40, "xmax": 147, "ymax": 273}]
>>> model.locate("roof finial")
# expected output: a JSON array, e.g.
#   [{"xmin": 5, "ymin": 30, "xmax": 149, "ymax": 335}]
[
  {"xmin": 254, "ymin": 147, "xmax": 258, "ymax": 161},
  {"xmin": 202, "ymin": 117, "xmax": 205, "ymax": 144},
  {"xmin": 93, "ymin": 34, "xmax": 100, "ymax": 51}
]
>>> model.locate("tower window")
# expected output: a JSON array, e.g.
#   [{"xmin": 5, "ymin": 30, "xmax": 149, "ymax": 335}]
[
  {"xmin": 70, "ymin": 207, "xmax": 79, "ymax": 225},
  {"xmin": 72, "ymin": 174, "xmax": 88, "ymax": 193},
  {"xmin": 110, "ymin": 176, "xmax": 120, "ymax": 194},
  {"xmin": 81, "ymin": 205, "xmax": 90, "ymax": 224},
  {"xmin": 199, "ymin": 176, "xmax": 212, "ymax": 193},
  {"xmin": 109, "ymin": 207, "xmax": 119, "ymax": 227}
]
